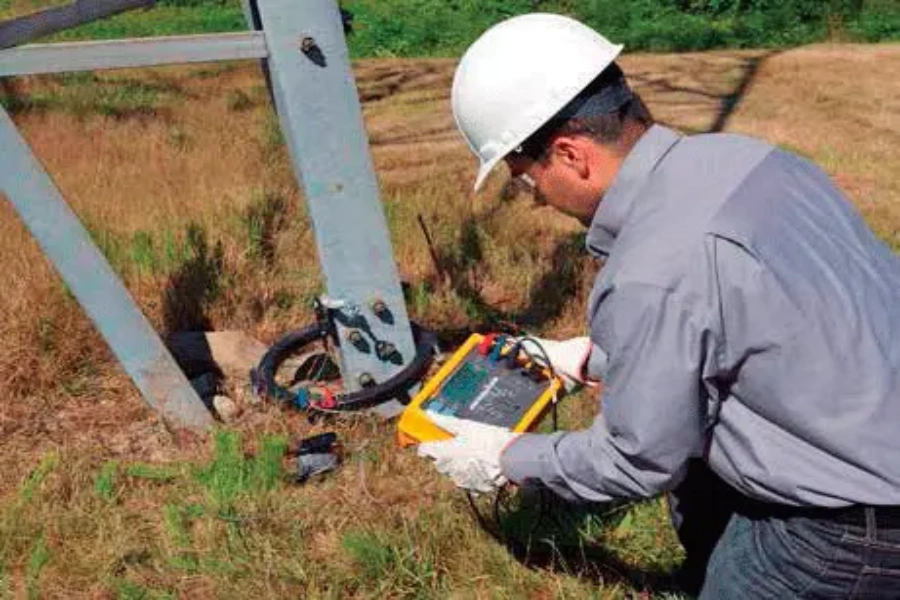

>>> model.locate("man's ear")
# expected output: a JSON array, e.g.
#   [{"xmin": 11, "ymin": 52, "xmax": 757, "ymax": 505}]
[{"xmin": 550, "ymin": 135, "xmax": 590, "ymax": 179}]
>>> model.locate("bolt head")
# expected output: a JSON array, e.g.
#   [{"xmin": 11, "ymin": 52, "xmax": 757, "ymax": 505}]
[
  {"xmin": 371, "ymin": 299, "xmax": 388, "ymax": 315},
  {"xmin": 300, "ymin": 36, "xmax": 316, "ymax": 52}
]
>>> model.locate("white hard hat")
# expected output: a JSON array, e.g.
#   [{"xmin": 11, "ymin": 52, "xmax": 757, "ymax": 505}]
[{"xmin": 452, "ymin": 13, "xmax": 623, "ymax": 192}]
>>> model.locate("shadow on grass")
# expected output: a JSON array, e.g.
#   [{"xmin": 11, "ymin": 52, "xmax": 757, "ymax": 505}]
[
  {"xmin": 162, "ymin": 223, "xmax": 225, "ymax": 334},
  {"xmin": 707, "ymin": 52, "xmax": 774, "ymax": 133},
  {"xmin": 506, "ymin": 538, "xmax": 681, "ymax": 594},
  {"xmin": 240, "ymin": 189, "xmax": 290, "ymax": 267},
  {"xmin": 471, "ymin": 489, "xmax": 683, "ymax": 594},
  {"xmin": 628, "ymin": 50, "xmax": 782, "ymax": 134}
]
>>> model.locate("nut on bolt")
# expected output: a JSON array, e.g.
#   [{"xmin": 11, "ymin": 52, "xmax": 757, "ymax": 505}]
[
  {"xmin": 375, "ymin": 341, "xmax": 396, "ymax": 360},
  {"xmin": 371, "ymin": 299, "xmax": 388, "ymax": 316},
  {"xmin": 371, "ymin": 298, "xmax": 394, "ymax": 324},
  {"xmin": 358, "ymin": 372, "xmax": 375, "ymax": 388},
  {"xmin": 300, "ymin": 36, "xmax": 316, "ymax": 53},
  {"xmin": 346, "ymin": 329, "xmax": 363, "ymax": 345}
]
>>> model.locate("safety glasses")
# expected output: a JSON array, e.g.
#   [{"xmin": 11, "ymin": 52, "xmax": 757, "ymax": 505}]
[{"xmin": 514, "ymin": 172, "xmax": 537, "ymax": 193}]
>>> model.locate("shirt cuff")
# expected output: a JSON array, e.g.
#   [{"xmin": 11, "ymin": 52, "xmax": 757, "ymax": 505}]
[
  {"xmin": 499, "ymin": 432, "xmax": 559, "ymax": 485},
  {"xmin": 586, "ymin": 342, "xmax": 609, "ymax": 382}
]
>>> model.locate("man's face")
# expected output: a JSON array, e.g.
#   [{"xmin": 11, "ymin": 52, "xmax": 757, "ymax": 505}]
[{"xmin": 504, "ymin": 137, "xmax": 608, "ymax": 226}]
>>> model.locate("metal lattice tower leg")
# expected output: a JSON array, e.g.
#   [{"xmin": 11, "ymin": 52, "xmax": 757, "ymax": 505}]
[{"xmin": 0, "ymin": 0, "xmax": 419, "ymax": 428}]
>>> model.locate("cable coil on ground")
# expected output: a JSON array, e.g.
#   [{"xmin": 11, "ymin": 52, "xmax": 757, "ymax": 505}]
[{"xmin": 253, "ymin": 320, "xmax": 438, "ymax": 412}]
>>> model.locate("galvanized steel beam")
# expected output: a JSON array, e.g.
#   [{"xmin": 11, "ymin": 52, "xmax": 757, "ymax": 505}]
[
  {"xmin": 0, "ymin": 32, "xmax": 268, "ymax": 77},
  {"xmin": 0, "ymin": 0, "xmax": 156, "ymax": 50},
  {"xmin": 0, "ymin": 107, "xmax": 213, "ymax": 431},
  {"xmin": 253, "ymin": 0, "xmax": 416, "ymax": 393}
]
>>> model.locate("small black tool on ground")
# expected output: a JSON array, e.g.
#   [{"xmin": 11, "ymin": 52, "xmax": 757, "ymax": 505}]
[{"xmin": 290, "ymin": 431, "xmax": 340, "ymax": 482}]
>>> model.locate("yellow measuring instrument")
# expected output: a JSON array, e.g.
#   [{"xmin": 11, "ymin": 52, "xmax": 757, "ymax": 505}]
[{"xmin": 397, "ymin": 333, "xmax": 564, "ymax": 446}]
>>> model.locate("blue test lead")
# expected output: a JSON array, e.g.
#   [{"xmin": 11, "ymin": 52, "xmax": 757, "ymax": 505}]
[
  {"xmin": 293, "ymin": 388, "xmax": 310, "ymax": 409},
  {"xmin": 489, "ymin": 334, "xmax": 507, "ymax": 364}
]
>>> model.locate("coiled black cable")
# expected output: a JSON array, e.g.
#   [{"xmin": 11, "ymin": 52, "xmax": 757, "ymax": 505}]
[{"xmin": 253, "ymin": 320, "xmax": 438, "ymax": 411}]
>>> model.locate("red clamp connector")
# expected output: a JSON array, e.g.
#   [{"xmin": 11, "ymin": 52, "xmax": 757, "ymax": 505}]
[
  {"xmin": 477, "ymin": 333, "xmax": 497, "ymax": 356},
  {"xmin": 317, "ymin": 388, "xmax": 338, "ymax": 410}
]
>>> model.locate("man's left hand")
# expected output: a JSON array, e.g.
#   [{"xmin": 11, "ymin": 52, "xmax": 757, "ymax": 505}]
[
  {"xmin": 417, "ymin": 413, "xmax": 521, "ymax": 494},
  {"xmin": 516, "ymin": 336, "xmax": 597, "ymax": 391}
]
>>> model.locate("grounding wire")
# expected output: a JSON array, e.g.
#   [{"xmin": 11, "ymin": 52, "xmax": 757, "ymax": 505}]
[{"xmin": 465, "ymin": 333, "xmax": 563, "ymax": 549}]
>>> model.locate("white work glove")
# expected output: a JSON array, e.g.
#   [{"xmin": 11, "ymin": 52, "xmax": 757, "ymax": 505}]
[
  {"xmin": 417, "ymin": 412, "xmax": 520, "ymax": 494},
  {"xmin": 516, "ymin": 336, "xmax": 595, "ymax": 391}
]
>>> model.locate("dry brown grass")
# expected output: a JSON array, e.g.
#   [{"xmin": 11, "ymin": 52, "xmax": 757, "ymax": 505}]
[
  {"xmin": 0, "ymin": 0, "xmax": 69, "ymax": 19},
  {"xmin": 0, "ymin": 44, "xmax": 898, "ymax": 597}
]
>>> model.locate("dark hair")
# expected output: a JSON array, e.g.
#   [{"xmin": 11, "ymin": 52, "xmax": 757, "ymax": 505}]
[{"xmin": 517, "ymin": 63, "xmax": 654, "ymax": 160}]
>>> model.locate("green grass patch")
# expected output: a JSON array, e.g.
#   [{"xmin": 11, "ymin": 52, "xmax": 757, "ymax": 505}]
[
  {"xmin": 162, "ymin": 503, "xmax": 198, "ymax": 572},
  {"xmin": 1, "ymin": 73, "xmax": 184, "ymax": 118},
  {"xmin": 94, "ymin": 460, "xmax": 119, "ymax": 502},
  {"xmin": 124, "ymin": 463, "xmax": 181, "ymax": 483},
  {"xmin": 45, "ymin": 6, "xmax": 246, "ymax": 42},
  {"xmin": 345, "ymin": 0, "xmax": 900, "ymax": 56},
  {"xmin": 19, "ymin": 452, "xmax": 58, "ymax": 504},
  {"xmin": 25, "ymin": 536, "xmax": 50, "ymax": 600},
  {"xmin": 341, "ymin": 524, "xmax": 443, "ymax": 596},
  {"xmin": 602, "ymin": 499, "xmax": 684, "ymax": 573},
  {"xmin": 87, "ymin": 221, "xmax": 225, "ymax": 284},
  {"xmin": 195, "ymin": 430, "xmax": 246, "ymax": 511},
  {"xmin": 259, "ymin": 113, "xmax": 285, "ymax": 157},
  {"xmin": 127, "ymin": 228, "xmax": 193, "ymax": 276},
  {"xmin": 0, "ymin": 429, "xmax": 681, "ymax": 597},
  {"xmin": 194, "ymin": 430, "xmax": 288, "ymax": 512},
  {"xmin": 847, "ymin": 0, "xmax": 900, "ymax": 41},
  {"xmin": 112, "ymin": 580, "xmax": 176, "ymax": 600},
  {"xmin": 239, "ymin": 189, "xmax": 288, "ymax": 265},
  {"xmin": 225, "ymin": 89, "xmax": 254, "ymax": 112},
  {"xmin": 249, "ymin": 435, "xmax": 289, "ymax": 492}
]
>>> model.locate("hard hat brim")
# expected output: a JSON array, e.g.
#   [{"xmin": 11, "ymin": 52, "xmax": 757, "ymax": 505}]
[
  {"xmin": 473, "ymin": 156, "xmax": 502, "ymax": 193},
  {"xmin": 457, "ymin": 14, "xmax": 625, "ymax": 195}
]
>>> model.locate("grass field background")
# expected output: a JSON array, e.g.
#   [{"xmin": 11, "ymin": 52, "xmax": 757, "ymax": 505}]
[
  {"xmin": 1, "ymin": 2, "xmax": 899, "ymax": 598},
  {"xmin": 1, "ymin": 0, "xmax": 899, "ymax": 54}
]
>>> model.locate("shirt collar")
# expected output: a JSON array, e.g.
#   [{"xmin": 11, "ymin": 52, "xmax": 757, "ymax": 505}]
[{"xmin": 585, "ymin": 124, "xmax": 682, "ymax": 258}]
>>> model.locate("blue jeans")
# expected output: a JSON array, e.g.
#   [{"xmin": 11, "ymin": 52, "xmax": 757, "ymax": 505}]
[
  {"xmin": 670, "ymin": 462, "xmax": 900, "ymax": 598},
  {"xmin": 701, "ymin": 508, "xmax": 900, "ymax": 598}
]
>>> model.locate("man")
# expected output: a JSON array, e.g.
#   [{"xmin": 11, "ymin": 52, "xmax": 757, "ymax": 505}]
[{"xmin": 418, "ymin": 13, "xmax": 900, "ymax": 598}]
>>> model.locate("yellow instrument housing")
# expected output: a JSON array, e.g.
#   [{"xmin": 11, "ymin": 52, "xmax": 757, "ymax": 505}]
[{"xmin": 397, "ymin": 333, "xmax": 563, "ymax": 447}]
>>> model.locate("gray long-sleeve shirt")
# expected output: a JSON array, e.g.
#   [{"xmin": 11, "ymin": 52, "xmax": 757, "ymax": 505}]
[{"xmin": 501, "ymin": 125, "xmax": 900, "ymax": 507}]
